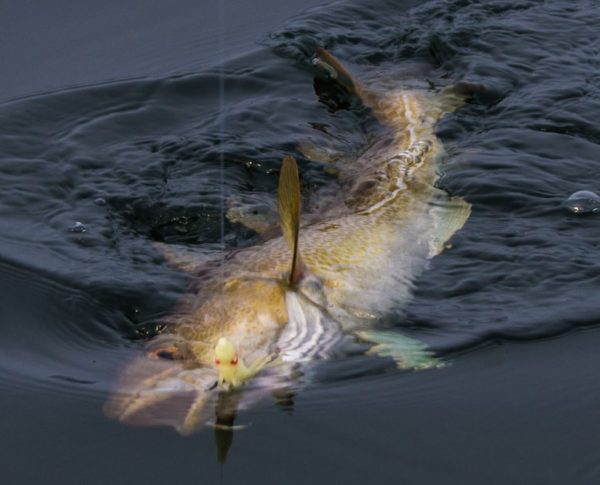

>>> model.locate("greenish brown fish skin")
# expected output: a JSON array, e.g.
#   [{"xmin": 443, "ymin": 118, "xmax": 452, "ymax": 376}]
[
  {"xmin": 105, "ymin": 50, "xmax": 471, "ymax": 434},
  {"xmin": 176, "ymin": 89, "xmax": 457, "ymax": 356}
]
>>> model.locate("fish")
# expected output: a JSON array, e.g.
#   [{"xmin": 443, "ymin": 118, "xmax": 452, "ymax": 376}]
[{"xmin": 104, "ymin": 48, "xmax": 472, "ymax": 436}]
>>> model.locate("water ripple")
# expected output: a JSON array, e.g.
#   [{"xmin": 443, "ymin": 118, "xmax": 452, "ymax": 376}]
[{"xmin": 1, "ymin": 0, "xmax": 600, "ymax": 408}]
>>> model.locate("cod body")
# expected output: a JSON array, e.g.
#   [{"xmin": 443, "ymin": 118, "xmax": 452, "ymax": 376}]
[{"xmin": 105, "ymin": 49, "xmax": 471, "ymax": 434}]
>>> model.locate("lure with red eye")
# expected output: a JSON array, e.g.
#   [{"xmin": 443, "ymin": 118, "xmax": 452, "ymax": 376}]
[{"xmin": 213, "ymin": 337, "xmax": 274, "ymax": 388}]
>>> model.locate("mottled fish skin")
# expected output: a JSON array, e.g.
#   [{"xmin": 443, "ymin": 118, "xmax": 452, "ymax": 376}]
[
  {"xmin": 173, "ymin": 90, "xmax": 446, "ymax": 359},
  {"xmin": 106, "ymin": 52, "xmax": 470, "ymax": 433}
]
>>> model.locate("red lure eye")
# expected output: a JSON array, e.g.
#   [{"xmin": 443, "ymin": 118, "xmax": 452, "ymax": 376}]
[
  {"xmin": 230, "ymin": 355, "xmax": 238, "ymax": 365},
  {"xmin": 214, "ymin": 358, "xmax": 221, "ymax": 365}
]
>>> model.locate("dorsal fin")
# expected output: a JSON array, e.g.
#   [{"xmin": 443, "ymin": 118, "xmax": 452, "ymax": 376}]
[{"xmin": 277, "ymin": 156, "xmax": 304, "ymax": 285}]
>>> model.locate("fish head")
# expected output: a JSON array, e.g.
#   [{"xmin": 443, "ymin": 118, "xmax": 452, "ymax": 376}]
[
  {"xmin": 104, "ymin": 277, "xmax": 289, "ymax": 434},
  {"xmin": 205, "ymin": 279, "xmax": 290, "ymax": 388}
]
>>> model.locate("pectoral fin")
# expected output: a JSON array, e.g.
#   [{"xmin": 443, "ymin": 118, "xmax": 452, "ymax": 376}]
[
  {"xmin": 226, "ymin": 195, "xmax": 278, "ymax": 235},
  {"xmin": 297, "ymin": 139, "xmax": 349, "ymax": 166},
  {"xmin": 154, "ymin": 242, "xmax": 216, "ymax": 273},
  {"xmin": 278, "ymin": 156, "xmax": 305, "ymax": 285},
  {"xmin": 356, "ymin": 330, "xmax": 443, "ymax": 370}
]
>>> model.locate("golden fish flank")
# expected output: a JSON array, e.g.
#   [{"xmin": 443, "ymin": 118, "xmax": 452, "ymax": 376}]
[{"xmin": 105, "ymin": 48, "xmax": 472, "ymax": 434}]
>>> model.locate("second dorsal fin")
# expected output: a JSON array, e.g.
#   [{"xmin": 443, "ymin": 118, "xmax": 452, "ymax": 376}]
[{"xmin": 277, "ymin": 156, "xmax": 304, "ymax": 285}]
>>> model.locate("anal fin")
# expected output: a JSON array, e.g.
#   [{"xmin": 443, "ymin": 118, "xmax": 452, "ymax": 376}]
[{"xmin": 428, "ymin": 196, "xmax": 471, "ymax": 257}]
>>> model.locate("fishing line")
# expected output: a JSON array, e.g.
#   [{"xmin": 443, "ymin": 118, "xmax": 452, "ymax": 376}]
[
  {"xmin": 218, "ymin": 0, "xmax": 227, "ymax": 478},
  {"xmin": 219, "ymin": 0, "xmax": 226, "ymax": 324}
]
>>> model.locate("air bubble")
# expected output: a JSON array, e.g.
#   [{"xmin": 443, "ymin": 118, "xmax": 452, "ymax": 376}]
[
  {"xmin": 564, "ymin": 190, "xmax": 600, "ymax": 214},
  {"xmin": 70, "ymin": 221, "xmax": 87, "ymax": 233}
]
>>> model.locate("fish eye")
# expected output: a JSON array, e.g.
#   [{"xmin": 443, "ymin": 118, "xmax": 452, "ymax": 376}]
[{"xmin": 156, "ymin": 350, "xmax": 175, "ymax": 360}]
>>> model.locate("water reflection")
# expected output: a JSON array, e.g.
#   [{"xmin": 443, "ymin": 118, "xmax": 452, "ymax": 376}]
[{"xmin": 212, "ymin": 390, "xmax": 244, "ymax": 464}]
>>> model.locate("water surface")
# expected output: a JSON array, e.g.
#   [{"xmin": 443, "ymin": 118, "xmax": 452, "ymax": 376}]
[{"xmin": 2, "ymin": 0, "xmax": 600, "ymax": 483}]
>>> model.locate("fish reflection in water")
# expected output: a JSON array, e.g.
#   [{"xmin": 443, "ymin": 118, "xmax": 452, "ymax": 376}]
[
  {"xmin": 105, "ymin": 47, "xmax": 475, "ymax": 455},
  {"xmin": 212, "ymin": 390, "xmax": 245, "ymax": 464}
]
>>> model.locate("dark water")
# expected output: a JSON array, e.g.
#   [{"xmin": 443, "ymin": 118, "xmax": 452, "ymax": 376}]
[{"xmin": 2, "ymin": 0, "xmax": 600, "ymax": 483}]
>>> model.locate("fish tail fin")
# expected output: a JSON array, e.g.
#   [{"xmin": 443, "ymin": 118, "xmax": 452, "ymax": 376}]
[
  {"xmin": 314, "ymin": 49, "xmax": 484, "ymax": 126},
  {"xmin": 313, "ymin": 47, "xmax": 364, "ymax": 98},
  {"xmin": 277, "ymin": 156, "xmax": 305, "ymax": 285},
  {"xmin": 313, "ymin": 48, "xmax": 381, "ymax": 114}
]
